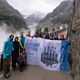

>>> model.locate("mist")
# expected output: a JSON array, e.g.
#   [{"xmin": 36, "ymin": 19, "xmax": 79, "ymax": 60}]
[
  {"xmin": 0, "ymin": 24, "xmax": 9, "ymax": 52},
  {"xmin": 0, "ymin": 23, "xmax": 36, "ymax": 53}
]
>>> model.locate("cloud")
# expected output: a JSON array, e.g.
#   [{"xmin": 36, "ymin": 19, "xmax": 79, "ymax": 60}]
[{"xmin": 6, "ymin": 0, "xmax": 63, "ymax": 16}]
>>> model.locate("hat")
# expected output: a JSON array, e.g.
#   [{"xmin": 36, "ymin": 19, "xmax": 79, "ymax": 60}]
[{"xmin": 60, "ymin": 34, "xmax": 64, "ymax": 37}]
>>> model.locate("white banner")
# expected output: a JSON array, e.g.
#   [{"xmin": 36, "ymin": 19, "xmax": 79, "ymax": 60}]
[{"xmin": 25, "ymin": 37, "xmax": 62, "ymax": 71}]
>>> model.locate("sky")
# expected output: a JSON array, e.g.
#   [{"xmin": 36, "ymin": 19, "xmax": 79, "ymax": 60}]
[{"xmin": 6, "ymin": 0, "xmax": 64, "ymax": 16}]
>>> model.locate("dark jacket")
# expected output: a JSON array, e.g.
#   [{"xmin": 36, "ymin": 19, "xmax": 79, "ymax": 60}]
[
  {"xmin": 13, "ymin": 41, "xmax": 20, "ymax": 58},
  {"xmin": 54, "ymin": 37, "xmax": 59, "ymax": 40},
  {"xmin": 59, "ymin": 38, "xmax": 66, "ymax": 40},
  {"xmin": 44, "ymin": 32, "xmax": 50, "ymax": 39}
]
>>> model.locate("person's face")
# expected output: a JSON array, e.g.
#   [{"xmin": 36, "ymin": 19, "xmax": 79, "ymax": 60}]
[
  {"xmin": 10, "ymin": 36, "xmax": 14, "ymax": 41},
  {"xmin": 60, "ymin": 35, "xmax": 64, "ymax": 39},
  {"xmin": 20, "ymin": 32, "xmax": 23, "ymax": 36},
  {"xmin": 55, "ymin": 36, "xmax": 58, "ymax": 38},
  {"xmin": 15, "ymin": 38, "xmax": 18, "ymax": 41}
]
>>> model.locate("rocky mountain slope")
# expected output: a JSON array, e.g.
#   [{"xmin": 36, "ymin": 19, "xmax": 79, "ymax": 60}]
[
  {"xmin": 0, "ymin": 0, "xmax": 27, "ymax": 32},
  {"xmin": 38, "ymin": 0, "xmax": 73, "ymax": 30},
  {"xmin": 26, "ymin": 12, "xmax": 45, "ymax": 26}
]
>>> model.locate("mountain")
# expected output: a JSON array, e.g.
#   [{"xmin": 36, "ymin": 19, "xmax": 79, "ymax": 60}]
[
  {"xmin": 38, "ymin": 0, "xmax": 73, "ymax": 30},
  {"xmin": 0, "ymin": 0, "xmax": 27, "ymax": 32},
  {"xmin": 26, "ymin": 12, "xmax": 45, "ymax": 26}
]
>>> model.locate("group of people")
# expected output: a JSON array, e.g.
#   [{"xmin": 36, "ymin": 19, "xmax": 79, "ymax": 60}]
[
  {"xmin": 2, "ymin": 31, "xmax": 66, "ymax": 79},
  {"xmin": 29, "ymin": 30, "xmax": 66, "ymax": 40},
  {"xmin": 26, "ymin": 27, "xmax": 66, "ymax": 40},
  {"xmin": 2, "ymin": 32, "xmax": 27, "ymax": 79}
]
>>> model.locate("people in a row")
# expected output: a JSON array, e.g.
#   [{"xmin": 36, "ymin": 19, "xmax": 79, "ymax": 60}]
[
  {"xmin": 33, "ymin": 27, "xmax": 65, "ymax": 40},
  {"xmin": 27, "ymin": 31, "xmax": 66, "ymax": 40},
  {"xmin": 2, "ymin": 32, "xmax": 27, "ymax": 79}
]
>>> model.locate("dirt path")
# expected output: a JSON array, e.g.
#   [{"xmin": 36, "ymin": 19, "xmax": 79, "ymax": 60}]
[{"xmin": 0, "ymin": 65, "xmax": 72, "ymax": 80}]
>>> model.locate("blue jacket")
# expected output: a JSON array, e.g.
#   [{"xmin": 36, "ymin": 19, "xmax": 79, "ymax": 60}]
[{"xmin": 2, "ymin": 38, "xmax": 14, "ymax": 60}]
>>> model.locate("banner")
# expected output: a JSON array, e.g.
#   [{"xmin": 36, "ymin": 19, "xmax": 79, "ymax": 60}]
[
  {"xmin": 25, "ymin": 37, "xmax": 40, "ymax": 65},
  {"xmin": 25, "ymin": 37, "xmax": 69, "ymax": 71}
]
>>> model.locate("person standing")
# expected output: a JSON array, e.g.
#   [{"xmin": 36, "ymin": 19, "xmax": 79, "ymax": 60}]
[
  {"xmin": 53, "ymin": 35, "xmax": 59, "ymax": 40},
  {"xmin": 59, "ymin": 34, "xmax": 65, "ymax": 40},
  {"xmin": 19, "ymin": 32, "xmax": 25, "ymax": 52},
  {"xmin": 18, "ymin": 32, "xmax": 27, "ymax": 71},
  {"xmin": 12, "ymin": 36, "xmax": 20, "ymax": 71},
  {"xmin": 43, "ymin": 27, "xmax": 50, "ymax": 39},
  {"xmin": 26, "ymin": 31, "xmax": 31, "ymax": 37},
  {"xmin": 2, "ymin": 34, "xmax": 14, "ymax": 79}
]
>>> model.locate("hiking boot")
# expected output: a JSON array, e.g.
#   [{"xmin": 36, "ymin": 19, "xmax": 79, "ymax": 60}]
[
  {"xmin": 19, "ymin": 68, "xmax": 24, "ymax": 72},
  {"xmin": 4, "ymin": 74, "xmax": 11, "ymax": 79}
]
